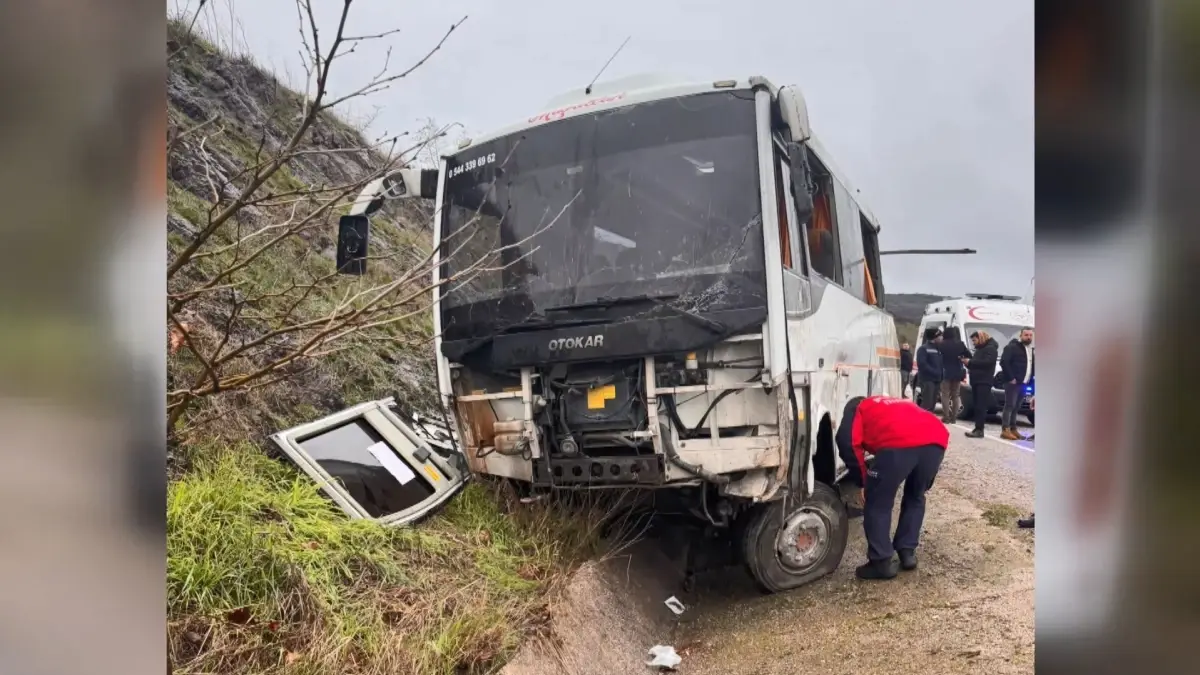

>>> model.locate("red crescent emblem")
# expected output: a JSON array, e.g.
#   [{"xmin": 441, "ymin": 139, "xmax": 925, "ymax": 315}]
[{"xmin": 966, "ymin": 306, "xmax": 993, "ymax": 320}]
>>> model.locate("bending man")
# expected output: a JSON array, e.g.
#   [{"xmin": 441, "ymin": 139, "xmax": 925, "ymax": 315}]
[{"xmin": 836, "ymin": 395, "xmax": 950, "ymax": 580}]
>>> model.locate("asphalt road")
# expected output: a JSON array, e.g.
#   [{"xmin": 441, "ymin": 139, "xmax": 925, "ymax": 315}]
[{"xmin": 674, "ymin": 415, "xmax": 1036, "ymax": 675}]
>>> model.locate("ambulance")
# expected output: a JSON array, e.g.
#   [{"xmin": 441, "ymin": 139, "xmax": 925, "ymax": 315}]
[{"xmin": 914, "ymin": 294, "xmax": 1035, "ymax": 423}]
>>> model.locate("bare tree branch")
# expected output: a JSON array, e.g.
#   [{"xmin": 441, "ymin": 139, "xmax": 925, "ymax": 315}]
[
  {"xmin": 169, "ymin": 311, "xmax": 220, "ymax": 394},
  {"xmin": 320, "ymin": 16, "xmax": 468, "ymax": 111},
  {"xmin": 343, "ymin": 28, "xmax": 404, "ymax": 43},
  {"xmin": 168, "ymin": 0, "xmax": 361, "ymax": 279},
  {"xmin": 165, "ymin": 1, "xmax": 487, "ymax": 437},
  {"xmin": 167, "ymin": 113, "xmax": 220, "ymax": 158}
]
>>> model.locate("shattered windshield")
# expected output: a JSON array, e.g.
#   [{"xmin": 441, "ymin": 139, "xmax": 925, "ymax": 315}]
[{"xmin": 437, "ymin": 90, "xmax": 765, "ymax": 342}]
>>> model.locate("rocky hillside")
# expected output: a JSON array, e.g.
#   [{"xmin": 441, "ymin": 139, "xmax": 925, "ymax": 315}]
[
  {"xmin": 166, "ymin": 22, "xmax": 442, "ymax": 446},
  {"xmin": 165, "ymin": 21, "xmax": 602, "ymax": 675}
]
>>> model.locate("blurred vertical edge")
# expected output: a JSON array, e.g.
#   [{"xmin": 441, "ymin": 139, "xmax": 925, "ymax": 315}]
[
  {"xmin": 0, "ymin": 1, "xmax": 167, "ymax": 675},
  {"xmin": 1138, "ymin": 0, "xmax": 1200, "ymax": 670},
  {"xmin": 1036, "ymin": 0, "xmax": 1200, "ymax": 673}
]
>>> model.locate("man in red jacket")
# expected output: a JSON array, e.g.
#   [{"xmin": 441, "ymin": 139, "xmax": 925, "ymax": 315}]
[{"xmin": 836, "ymin": 395, "xmax": 949, "ymax": 580}]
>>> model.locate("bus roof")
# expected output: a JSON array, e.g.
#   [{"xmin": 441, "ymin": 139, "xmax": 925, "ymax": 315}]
[
  {"xmin": 455, "ymin": 73, "xmax": 734, "ymax": 151},
  {"xmin": 450, "ymin": 73, "xmax": 880, "ymax": 228}
]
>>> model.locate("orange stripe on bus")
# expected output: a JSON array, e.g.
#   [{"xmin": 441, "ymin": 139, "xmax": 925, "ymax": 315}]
[{"xmin": 834, "ymin": 363, "xmax": 898, "ymax": 370}]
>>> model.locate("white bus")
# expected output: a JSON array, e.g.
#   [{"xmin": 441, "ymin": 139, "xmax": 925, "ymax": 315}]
[{"xmin": 293, "ymin": 74, "xmax": 901, "ymax": 593}]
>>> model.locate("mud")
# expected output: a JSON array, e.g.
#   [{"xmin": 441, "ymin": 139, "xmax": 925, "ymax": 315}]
[
  {"xmin": 505, "ymin": 422, "xmax": 1034, "ymax": 674},
  {"xmin": 501, "ymin": 541, "xmax": 682, "ymax": 675}
]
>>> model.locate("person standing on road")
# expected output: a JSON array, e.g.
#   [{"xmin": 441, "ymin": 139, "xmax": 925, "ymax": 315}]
[
  {"xmin": 999, "ymin": 327, "xmax": 1035, "ymax": 441},
  {"xmin": 899, "ymin": 342, "xmax": 914, "ymax": 399},
  {"xmin": 915, "ymin": 328, "xmax": 944, "ymax": 412},
  {"xmin": 835, "ymin": 395, "xmax": 949, "ymax": 580},
  {"xmin": 965, "ymin": 330, "xmax": 1000, "ymax": 438},
  {"xmin": 937, "ymin": 326, "xmax": 971, "ymax": 424}
]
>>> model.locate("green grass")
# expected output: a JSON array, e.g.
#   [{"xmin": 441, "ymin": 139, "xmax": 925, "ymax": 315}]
[
  {"xmin": 169, "ymin": 447, "xmax": 608, "ymax": 674},
  {"xmin": 168, "ymin": 181, "xmax": 213, "ymax": 229},
  {"xmin": 165, "ymin": 23, "xmax": 612, "ymax": 674},
  {"xmin": 980, "ymin": 503, "xmax": 1024, "ymax": 528},
  {"xmin": 170, "ymin": 17, "xmax": 220, "ymax": 55}
]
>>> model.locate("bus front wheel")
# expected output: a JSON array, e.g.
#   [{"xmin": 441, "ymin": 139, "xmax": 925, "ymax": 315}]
[{"xmin": 742, "ymin": 483, "xmax": 848, "ymax": 594}]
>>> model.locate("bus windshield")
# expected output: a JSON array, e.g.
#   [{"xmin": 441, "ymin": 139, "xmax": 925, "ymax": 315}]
[{"xmin": 436, "ymin": 90, "xmax": 766, "ymax": 342}]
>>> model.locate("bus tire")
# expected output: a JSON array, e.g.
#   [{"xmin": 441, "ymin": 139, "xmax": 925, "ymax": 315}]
[{"xmin": 742, "ymin": 483, "xmax": 848, "ymax": 594}]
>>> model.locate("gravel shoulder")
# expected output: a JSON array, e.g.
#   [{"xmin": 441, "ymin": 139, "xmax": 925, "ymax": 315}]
[{"xmin": 675, "ymin": 422, "xmax": 1035, "ymax": 675}]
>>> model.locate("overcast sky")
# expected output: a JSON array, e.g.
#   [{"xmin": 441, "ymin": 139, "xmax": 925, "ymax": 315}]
[{"xmin": 178, "ymin": 0, "xmax": 1034, "ymax": 298}]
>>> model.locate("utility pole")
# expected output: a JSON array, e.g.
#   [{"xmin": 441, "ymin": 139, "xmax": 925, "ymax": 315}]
[{"xmin": 879, "ymin": 248, "xmax": 977, "ymax": 256}]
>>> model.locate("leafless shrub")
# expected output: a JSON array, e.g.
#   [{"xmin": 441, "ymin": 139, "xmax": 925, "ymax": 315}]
[{"xmin": 166, "ymin": 1, "xmax": 480, "ymax": 435}]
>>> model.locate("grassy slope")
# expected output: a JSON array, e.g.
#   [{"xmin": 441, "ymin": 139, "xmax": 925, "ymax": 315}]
[
  {"xmin": 166, "ymin": 26, "xmax": 604, "ymax": 675},
  {"xmin": 169, "ymin": 446, "xmax": 605, "ymax": 673}
]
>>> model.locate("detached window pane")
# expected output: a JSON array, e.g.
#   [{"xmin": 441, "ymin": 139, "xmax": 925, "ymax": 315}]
[{"xmin": 298, "ymin": 420, "xmax": 435, "ymax": 518}]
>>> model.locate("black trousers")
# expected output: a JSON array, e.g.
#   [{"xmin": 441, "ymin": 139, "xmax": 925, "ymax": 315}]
[
  {"xmin": 918, "ymin": 379, "xmax": 939, "ymax": 411},
  {"xmin": 971, "ymin": 382, "xmax": 992, "ymax": 430},
  {"xmin": 863, "ymin": 444, "xmax": 945, "ymax": 562}
]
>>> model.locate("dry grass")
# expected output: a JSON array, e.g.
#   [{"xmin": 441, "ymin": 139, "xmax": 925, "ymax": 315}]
[
  {"xmin": 164, "ymin": 23, "xmax": 625, "ymax": 674},
  {"xmin": 980, "ymin": 503, "xmax": 1024, "ymax": 528},
  {"xmin": 168, "ymin": 446, "xmax": 617, "ymax": 674}
]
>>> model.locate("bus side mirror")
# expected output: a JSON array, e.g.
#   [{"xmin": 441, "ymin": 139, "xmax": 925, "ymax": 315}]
[
  {"xmin": 777, "ymin": 86, "xmax": 812, "ymax": 142},
  {"xmin": 336, "ymin": 214, "xmax": 370, "ymax": 275},
  {"xmin": 786, "ymin": 143, "xmax": 814, "ymax": 224},
  {"xmin": 337, "ymin": 168, "xmax": 440, "ymax": 276},
  {"xmin": 347, "ymin": 168, "xmax": 440, "ymax": 216}
]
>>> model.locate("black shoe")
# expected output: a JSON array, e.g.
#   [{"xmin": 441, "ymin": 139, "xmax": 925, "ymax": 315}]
[
  {"xmin": 856, "ymin": 558, "xmax": 899, "ymax": 580},
  {"xmin": 897, "ymin": 549, "xmax": 918, "ymax": 571},
  {"xmin": 965, "ymin": 428, "xmax": 985, "ymax": 438},
  {"xmin": 1017, "ymin": 514, "xmax": 1035, "ymax": 529}
]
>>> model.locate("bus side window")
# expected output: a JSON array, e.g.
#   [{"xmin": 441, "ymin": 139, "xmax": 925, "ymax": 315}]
[
  {"xmin": 775, "ymin": 154, "xmax": 805, "ymax": 274},
  {"xmin": 804, "ymin": 150, "xmax": 843, "ymax": 284},
  {"xmin": 860, "ymin": 212, "xmax": 884, "ymax": 306}
]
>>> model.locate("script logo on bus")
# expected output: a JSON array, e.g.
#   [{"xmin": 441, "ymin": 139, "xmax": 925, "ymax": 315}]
[{"xmin": 528, "ymin": 94, "xmax": 626, "ymax": 124}]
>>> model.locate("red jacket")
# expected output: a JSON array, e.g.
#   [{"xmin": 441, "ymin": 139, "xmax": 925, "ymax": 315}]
[{"xmin": 839, "ymin": 396, "xmax": 949, "ymax": 484}]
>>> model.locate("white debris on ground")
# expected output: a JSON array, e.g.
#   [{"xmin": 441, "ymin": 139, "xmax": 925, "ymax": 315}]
[
  {"xmin": 646, "ymin": 645, "xmax": 682, "ymax": 671},
  {"xmin": 663, "ymin": 596, "xmax": 686, "ymax": 615}
]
